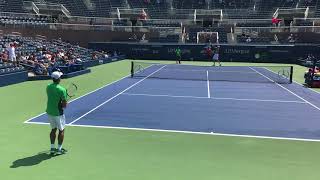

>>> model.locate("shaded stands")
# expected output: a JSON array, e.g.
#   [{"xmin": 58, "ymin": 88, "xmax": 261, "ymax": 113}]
[
  {"xmin": 294, "ymin": 18, "xmax": 314, "ymax": 26},
  {"xmin": 43, "ymin": 0, "xmax": 125, "ymax": 17},
  {"xmin": 172, "ymin": 0, "xmax": 207, "ymax": 9},
  {"xmin": 234, "ymin": 26, "xmax": 320, "ymax": 44},
  {"xmin": 143, "ymin": 21, "xmax": 181, "ymax": 27},
  {"xmin": 3, "ymin": 0, "xmax": 26, "ymax": 13},
  {"xmin": 314, "ymin": 1, "xmax": 320, "ymax": 17},
  {"xmin": 89, "ymin": 0, "xmax": 112, "ymax": 17},
  {"xmin": 0, "ymin": 13, "xmax": 50, "ymax": 26},
  {"xmin": 0, "ymin": 0, "xmax": 318, "ymax": 19},
  {"xmin": 127, "ymin": 0, "xmax": 149, "ymax": 8},
  {"xmin": 298, "ymin": 0, "xmax": 318, "ymax": 8},
  {"xmin": 236, "ymin": 22, "xmax": 273, "ymax": 27},
  {"xmin": 113, "ymin": 18, "xmax": 182, "ymax": 27},
  {"xmin": 126, "ymin": 0, "xmax": 169, "ymax": 19},
  {"xmin": 223, "ymin": 9, "xmax": 273, "ymax": 19},
  {"xmin": 149, "ymin": 35, "xmax": 180, "ymax": 43},
  {"xmin": 258, "ymin": 0, "xmax": 299, "ymax": 11},
  {"xmin": 42, "ymin": 0, "xmax": 92, "ymax": 17},
  {"xmin": 237, "ymin": 35, "xmax": 272, "ymax": 44},
  {"xmin": 211, "ymin": 0, "xmax": 255, "ymax": 9}
]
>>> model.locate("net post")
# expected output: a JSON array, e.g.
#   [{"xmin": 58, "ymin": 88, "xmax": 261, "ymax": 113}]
[
  {"xmin": 130, "ymin": 61, "xmax": 134, "ymax": 78},
  {"xmin": 290, "ymin": 66, "xmax": 293, "ymax": 84}
]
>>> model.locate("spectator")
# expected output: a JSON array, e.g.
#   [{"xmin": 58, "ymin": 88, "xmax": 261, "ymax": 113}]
[
  {"xmin": 0, "ymin": 50, "xmax": 8, "ymax": 63},
  {"xmin": 288, "ymin": 34, "xmax": 295, "ymax": 43},
  {"xmin": 272, "ymin": 17, "xmax": 282, "ymax": 26},
  {"xmin": 141, "ymin": 34, "xmax": 146, "ymax": 41},
  {"xmin": 33, "ymin": 61, "xmax": 47, "ymax": 75},
  {"xmin": 139, "ymin": 9, "xmax": 147, "ymax": 20},
  {"xmin": 246, "ymin": 36, "xmax": 252, "ymax": 43},
  {"xmin": 7, "ymin": 43, "xmax": 17, "ymax": 66}
]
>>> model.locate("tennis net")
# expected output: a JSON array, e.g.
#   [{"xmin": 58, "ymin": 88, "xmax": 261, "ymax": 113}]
[{"xmin": 130, "ymin": 61, "xmax": 293, "ymax": 84}]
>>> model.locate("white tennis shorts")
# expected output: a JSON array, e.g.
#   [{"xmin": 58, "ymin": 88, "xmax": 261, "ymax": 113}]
[
  {"xmin": 47, "ymin": 114, "xmax": 66, "ymax": 131},
  {"xmin": 213, "ymin": 54, "xmax": 219, "ymax": 61},
  {"xmin": 9, "ymin": 56, "xmax": 16, "ymax": 62}
]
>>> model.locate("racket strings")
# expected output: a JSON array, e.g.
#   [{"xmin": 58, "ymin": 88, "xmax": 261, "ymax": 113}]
[{"xmin": 66, "ymin": 83, "xmax": 78, "ymax": 97}]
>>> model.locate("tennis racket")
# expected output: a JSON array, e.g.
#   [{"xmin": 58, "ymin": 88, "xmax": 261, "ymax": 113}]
[{"xmin": 66, "ymin": 83, "xmax": 78, "ymax": 99}]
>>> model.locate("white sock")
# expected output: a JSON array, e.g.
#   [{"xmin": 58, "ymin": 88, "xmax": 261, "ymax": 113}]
[
  {"xmin": 58, "ymin": 144, "xmax": 62, "ymax": 151},
  {"xmin": 51, "ymin": 144, "xmax": 55, "ymax": 149}
]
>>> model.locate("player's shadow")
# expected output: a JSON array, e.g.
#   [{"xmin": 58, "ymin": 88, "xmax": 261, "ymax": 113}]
[{"xmin": 10, "ymin": 151, "xmax": 61, "ymax": 168}]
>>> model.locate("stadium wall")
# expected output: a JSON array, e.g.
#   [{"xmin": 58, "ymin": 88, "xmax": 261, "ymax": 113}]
[
  {"xmin": 0, "ymin": 71, "xmax": 28, "ymax": 87},
  {"xmin": 89, "ymin": 42, "xmax": 318, "ymax": 63}
]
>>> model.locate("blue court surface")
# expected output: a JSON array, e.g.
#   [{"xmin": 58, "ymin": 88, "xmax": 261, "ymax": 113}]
[{"xmin": 26, "ymin": 63, "xmax": 320, "ymax": 141}]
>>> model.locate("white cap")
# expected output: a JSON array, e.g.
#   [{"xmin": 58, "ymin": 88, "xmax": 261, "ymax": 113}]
[{"xmin": 51, "ymin": 71, "xmax": 63, "ymax": 80}]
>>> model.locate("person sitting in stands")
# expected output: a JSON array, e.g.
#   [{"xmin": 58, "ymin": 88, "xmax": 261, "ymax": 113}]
[
  {"xmin": 48, "ymin": 60, "xmax": 59, "ymax": 75},
  {"xmin": 0, "ymin": 50, "xmax": 8, "ymax": 63},
  {"xmin": 92, "ymin": 52, "xmax": 97, "ymax": 60},
  {"xmin": 34, "ymin": 61, "xmax": 47, "ymax": 75},
  {"xmin": 139, "ymin": 9, "xmax": 147, "ymax": 20},
  {"xmin": 272, "ymin": 17, "xmax": 282, "ymax": 26},
  {"xmin": 288, "ymin": 34, "xmax": 295, "ymax": 43},
  {"xmin": 113, "ymin": 51, "xmax": 118, "ymax": 57}
]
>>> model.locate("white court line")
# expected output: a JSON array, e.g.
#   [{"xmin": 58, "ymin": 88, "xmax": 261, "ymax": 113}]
[
  {"xmin": 250, "ymin": 67, "xmax": 320, "ymax": 111},
  {"xmin": 68, "ymin": 65, "xmax": 167, "ymax": 125},
  {"xmin": 26, "ymin": 121, "xmax": 49, "ymax": 125},
  {"xmin": 211, "ymin": 97, "xmax": 307, "ymax": 104},
  {"xmin": 122, "ymin": 93, "xmax": 306, "ymax": 104},
  {"xmin": 24, "ymin": 73, "xmax": 132, "ymax": 123},
  {"xmin": 122, "ymin": 93, "xmax": 208, "ymax": 99},
  {"xmin": 206, "ymin": 70, "xmax": 210, "ymax": 98},
  {"xmin": 24, "ymin": 121, "xmax": 320, "ymax": 142}
]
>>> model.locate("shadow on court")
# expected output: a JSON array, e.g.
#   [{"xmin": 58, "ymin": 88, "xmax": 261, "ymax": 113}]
[{"xmin": 10, "ymin": 151, "xmax": 62, "ymax": 168}]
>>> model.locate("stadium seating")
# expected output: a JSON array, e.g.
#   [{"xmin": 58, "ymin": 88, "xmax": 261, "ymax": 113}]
[
  {"xmin": 0, "ymin": 34, "xmax": 108, "ymax": 76},
  {"xmin": 2, "ymin": 0, "xmax": 26, "ymax": 13},
  {"xmin": 0, "ymin": 0, "xmax": 316, "ymax": 20},
  {"xmin": 1, "ymin": 0, "xmax": 320, "ymax": 46}
]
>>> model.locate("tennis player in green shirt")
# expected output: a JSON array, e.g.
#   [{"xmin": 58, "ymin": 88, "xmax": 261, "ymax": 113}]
[
  {"xmin": 175, "ymin": 47, "xmax": 181, "ymax": 64},
  {"xmin": 46, "ymin": 71, "xmax": 68, "ymax": 155}
]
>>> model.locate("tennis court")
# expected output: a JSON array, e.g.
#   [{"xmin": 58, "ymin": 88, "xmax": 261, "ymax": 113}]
[{"xmin": 26, "ymin": 62, "xmax": 320, "ymax": 141}]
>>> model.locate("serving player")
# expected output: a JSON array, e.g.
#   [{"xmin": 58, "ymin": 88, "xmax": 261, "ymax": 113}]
[
  {"xmin": 212, "ymin": 45, "xmax": 221, "ymax": 66},
  {"xmin": 46, "ymin": 71, "xmax": 68, "ymax": 155}
]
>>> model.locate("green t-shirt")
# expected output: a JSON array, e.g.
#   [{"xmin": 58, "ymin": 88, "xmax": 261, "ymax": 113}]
[
  {"xmin": 175, "ymin": 48, "xmax": 181, "ymax": 57},
  {"xmin": 46, "ymin": 83, "xmax": 67, "ymax": 116}
]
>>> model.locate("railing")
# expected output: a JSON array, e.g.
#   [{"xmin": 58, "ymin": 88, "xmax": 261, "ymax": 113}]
[
  {"xmin": 34, "ymin": 3, "xmax": 71, "ymax": 17},
  {"xmin": 235, "ymin": 26, "xmax": 320, "ymax": 34},
  {"xmin": 1, "ymin": 22, "xmax": 182, "ymax": 34},
  {"xmin": 23, "ymin": 1, "xmax": 39, "ymax": 14},
  {"xmin": 220, "ymin": 18, "xmax": 273, "ymax": 24},
  {"xmin": 60, "ymin": 4, "xmax": 71, "ymax": 17},
  {"xmin": 274, "ymin": 7, "xmax": 308, "ymax": 17},
  {"xmin": 59, "ymin": 15, "xmax": 114, "ymax": 25},
  {"xmin": 0, "ymin": 11, "xmax": 51, "ymax": 18},
  {"xmin": 294, "ymin": 17, "xmax": 320, "ymax": 21}
]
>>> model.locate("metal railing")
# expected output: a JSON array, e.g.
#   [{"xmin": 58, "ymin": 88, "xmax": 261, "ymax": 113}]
[
  {"xmin": 235, "ymin": 25, "xmax": 320, "ymax": 34},
  {"xmin": 0, "ymin": 11, "xmax": 50, "ymax": 18},
  {"xmin": 1, "ymin": 22, "xmax": 182, "ymax": 34}
]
